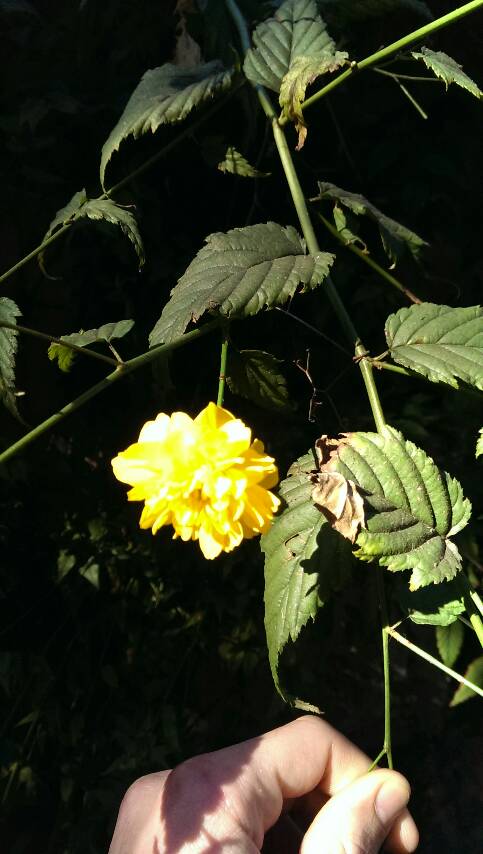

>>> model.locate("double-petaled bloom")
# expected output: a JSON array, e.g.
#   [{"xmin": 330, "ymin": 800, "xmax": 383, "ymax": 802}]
[{"xmin": 112, "ymin": 402, "xmax": 280, "ymax": 559}]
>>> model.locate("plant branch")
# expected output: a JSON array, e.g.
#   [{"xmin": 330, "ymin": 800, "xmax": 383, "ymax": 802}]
[
  {"xmin": 293, "ymin": 0, "xmax": 483, "ymax": 117},
  {"xmin": 0, "ymin": 321, "xmax": 119, "ymax": 367},
  {"xmin": 317, "ymin": 213, "xmax": 422, "ymax": 304},
  {"xmin": 0, "ymin": 320, "xmax": 220, "ymax": 465},
  {"xmin": 388, "ymin": 627, "xmax": 483, "ymax": 697},
  {"xmin": 377, "ymin": 568, "xmax": 393, "ymax": 768},
  {"xmin": 373, "ymin": 68, "xmax": 441, "ymax": 84},
  {"xmin": 457, "ymin": 574, "xmax": 483, "ymax": 647},
  {"xmin": 217, "ymin": 331, "xmax": 229, "ymax": 406}
]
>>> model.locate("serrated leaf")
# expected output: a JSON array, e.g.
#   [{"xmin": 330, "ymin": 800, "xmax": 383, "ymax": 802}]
[
  {"xmin": 217, "ymin": 146, "xmax": 270, "ymax": 177},
  {"xmin": 397, "ymin": 579, "xmax": 465, "ymax": 626},
  {"xmin": 81, "ymin": 200, "xmax": 144, "ymax": 269},
  {"xmin": 261, "ymin": 452, "xmax": 353, "ymax": 700},
  {"xmin": 227, "ymin": 349, "xmax": 295, "ymax": 412},
  {"xmin": 411, "ymin": 47, "xmax": 481, "ymax": 99},
  {"xmin": 149, "ymin": 222, "xmax": 334, "ymax": 346},
  {"xmin": 385, "ymin": 303, "xmax": 483, "ymax": 391},
  {"xmin": 476, "ymin": 429, "xmax": 483, "ymax": 459},
  {"xmin": 100, "ymin": 61, "xmax": 234, "ymax": 188},
  {"xmin": 317, "ymin": 427, "xmax": 471, "ymax": 590},
  {"xmin": 436, "ymin": 621, "xmax": 464, "ymax": 668},
  {"xmin": 39, "ymin": 189, "xmax": 87, "ymax": 271},
  {"xmin": 320, "ymin": 0, "xmax": 432, "ymax": 24},
  {"xmin": 0, "ymin": 297, "xmax": 22, "ymax": 419},
  {"xmin": 449, "ymin": 656, "xmax": 483, "ymax": 706},
  {"xmin": 312, "ymin": 182, "xmax": 428, "ymax": 264},
  {"xmin": 48, "ymin": 320, "xmax": 134, "ymax": 372},
  {"xmin": 279, "ymin": 51, "xmax": 348, "ymax": 149},
  {"xmin": 244, "ymin": 0, "xmax": 337, "ymax": 93}
]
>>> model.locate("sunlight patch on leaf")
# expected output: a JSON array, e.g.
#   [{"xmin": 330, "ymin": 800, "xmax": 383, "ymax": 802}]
[
  {"xmin": 476, "ymin": 429, "xmax": 483, "ymax": 459},
  {"xmin": 0, "ymin": 297, "xmax": 22, "ymax": 419},
  {"xmin": 411, "ymin": 47, "xmax": 481, "ymax": 99}
]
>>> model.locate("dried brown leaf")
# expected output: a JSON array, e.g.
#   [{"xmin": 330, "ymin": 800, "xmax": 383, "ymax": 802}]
[{"xmin": 311, "ymin": 470, "xmax": 365, "ymax": 543}]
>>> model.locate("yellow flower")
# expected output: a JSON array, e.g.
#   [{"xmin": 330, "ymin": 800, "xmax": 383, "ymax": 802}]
[{"xmin": 111, "ymin": 402, "xmax": 280, "ymax": 559}]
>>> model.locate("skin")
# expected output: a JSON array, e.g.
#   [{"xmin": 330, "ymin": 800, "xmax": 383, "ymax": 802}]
[{"xmin": 109, "ymin": 715, "xmax": 419, "ymax": 853}]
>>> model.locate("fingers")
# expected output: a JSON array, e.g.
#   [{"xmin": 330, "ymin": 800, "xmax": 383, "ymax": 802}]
[
  {"xmin": 300, "ymin": 769, "xmax": 419, "ymax": 854},
  {"xmin": 108, "ymin": 771, "xmax": 170, "ymax": 854}
]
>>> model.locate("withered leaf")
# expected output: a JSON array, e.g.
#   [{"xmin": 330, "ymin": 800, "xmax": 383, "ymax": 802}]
[{"xmin": 311, "ymin": 470, "xmax": 365, "ymax": 543}]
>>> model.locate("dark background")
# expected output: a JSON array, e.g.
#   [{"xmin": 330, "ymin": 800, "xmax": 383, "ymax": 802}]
[{"xmin": 0, "ymin": 1, "xmax": 482, "ymax": 851}]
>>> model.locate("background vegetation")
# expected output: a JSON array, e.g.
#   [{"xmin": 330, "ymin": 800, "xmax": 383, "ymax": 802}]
[{"xmin": 0, "ymin": 1, "xmax": 482, "ymax": 851}]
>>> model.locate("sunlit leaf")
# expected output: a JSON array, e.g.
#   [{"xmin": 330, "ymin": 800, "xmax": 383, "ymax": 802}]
[
  {"xmin": 411, "ymin": 47, "xmax": 481, "ymax": 99},
  {"xmin": 397, "ymin": 579, "xmax": 465, "ymax": 626},
  {"xmin": 315, "ymin": 428, "xmax": 471, "ymax": 590},
  {"xmin": 449, "ymin": 656, "xmax": 483, "ymax": 706},
  {"xmin": 436, "ymin": 621, "xmax": 464, "ymax": 668},
  {"xmin": 0, "ymin": 297, "xmax": 22, "ymax": 419},
  {"xmin": 149, "ymin": 222, "xmax": 334, "ymax": 346},
  {"xmin": 100, "ymin": 61, "xmax": 234, "ymax": 188},
  {"xmin": 279, "ymin": 51, "xmax": 347, "ymax": 149},
  {"xmin": 476, "ymin": 429, "xmax": 483, "ymax": 459},
  {"xmin": 385, "ymin": 303, "xmax": 483, "ymax": 391},
  {"xmin": 48, "ymin": 320, "xmax": 134, "ymax": 372},
  {"xmin": 244, "ymin": 0, "xmax": 337, "ymax": 93},
  {"xmin": 227, "ymin": 349, "xmax": 295, "ymax": 412},
  {"xmin": 312, "ymin": 182, "xmax": 428, "ymax": 264},
  {"xmin": 218, "ymin": 146, "xmax": 270, "ymax": 177},
  {"xmin": 261, "ymin": 452, "xmax": 353, "ymax": 700}
]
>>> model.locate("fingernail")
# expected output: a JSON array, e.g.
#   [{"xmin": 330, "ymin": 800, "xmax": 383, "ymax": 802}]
[{"xmin": 375, "ymin": 780, "xmax": 410, "ymax": 825}]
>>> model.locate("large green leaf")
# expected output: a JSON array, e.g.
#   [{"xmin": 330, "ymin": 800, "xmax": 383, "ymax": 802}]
[
  {"xmin": 385, "ymin": 303, "xmax": 483, "ymax": 391},
  {"xmin": 48, "ymin": 320, "xmax": 134, "ymax": 372},
  {"xmin": 40, "ymin": 191, "xmax": 144, "ymax": 270},
  {"xmin": 316, "ymin": 427, "xmax": 471, "ymax": 590},
  {"xmin": 321, "ymin": 0, "xmax": 432, "ymax": 24},
  {"xmin": 0, "ymin": 297, "xmax": 22, "ymax": 419},
  {"xmin": 227, "ymin": 349, "xmax": 295, "ymax": 412},
  {"xmin": 449, "ymin": 656, "xmax": 483, "ymax": 707},
  {"xmin": 244, "ymin": 0, "xmax": 337, "ymax": 93},
  {"xmin": 397, "ymin": 579, "xmax": 465, "ymax": 626},
  {"xmin": 436, "ymin": 621, "xmax": 464, "ymax": 668},
  {"xmin": 312, "ymin": 182, "xmax": 428, "ymax": 264},
  {"xmin": 261, "ymin": 452, "xmax": 352, "ymax": 700},
  {"xmin": 149, "ymin": 222, "xmax": 334, "ymax": 346},
  {"xmin": 100, "ymin": 61, "xmax": 234, "ymax": 188},
  {"xmin": 411, "ymin": 47, "xmax": 481, "ymax": 99}
]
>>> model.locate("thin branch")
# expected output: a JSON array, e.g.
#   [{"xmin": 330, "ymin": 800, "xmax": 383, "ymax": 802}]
[
  {"xmin": 373, "ymin": 68, "xmax": 441, "ymax": 84},
  {"xmin": 388, "ymin": 627, "xmax": 483, "ymax": 697},
  {"xmin": 0, "ymin": 321, "xmax": 119, "ymax": 367},
  {"xmin": 217, "ymin": 331, "xmax": 229, "ymax": 406}
]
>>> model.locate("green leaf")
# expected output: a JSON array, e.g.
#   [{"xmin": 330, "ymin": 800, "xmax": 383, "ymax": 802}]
[
  {"xmin": 449, "ymin": 656, "xmax": 483, "ymax": 707},
  {"xmin": 279, "ymin": 51, "xmax": 348, "ymax": 149},
  {"xmin": 321, "ymin": 0, "xmax": 432, "ymax": 24},
  {"xmin": 476, "ymin": 429, "xmax": 483, "ymax": 459},
  {"xmin": 411, "ymin": 47, "xmax": 481, "ymax": 99},
  {"xmin": 397, "ymin": 579, "xmax": 465, "ymax": 626},
  {"xmin": 39, "ymin": 189, "xmax": 87, "ymax": 272},
  {"xmin": 312, "ymin": 182, "xmax": 428, "ymax": 264},
  {"xmin": 149, "ymin": 222, "xmax": 334, "ymax": 346},
  {"xmin": 244, "ymin": 0, "xmax": 337, "ymax": 93},
  {"xmin": 48, "ymin": 320, "xmax": 134, "ymax": 372},
  {"xmin": 217, "ymin": 146, "xmax": 270, "ymax": 178},
  {"xmin": 260, "ymin": 452, "xmax": 353, "ymax": 700},
  {"xmin": 385, "ymin": 303, "xmax": 483, "ymax": 391},
  {"xmin": 227, "ymin": 349, "xmax": 295, "ymax": 412},
  {"xmin": 100, "ymin": 61, "xmax": 234, "ymax": 188},
  {"xmin": 320, "ymin": 427, "xmax": 471, "ymax": 589},
  {"xmin": 0, "ymin": 297, "xmax": 22, "ymax": 419},
  {"xmin": 436, "ymin": 621, "xmax": 464, "ymax": 668}
]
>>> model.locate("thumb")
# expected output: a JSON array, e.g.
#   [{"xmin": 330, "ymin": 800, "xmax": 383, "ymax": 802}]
[{"xmin": 301, "ymin": 769, "xmax": 419, "ymax": 854}]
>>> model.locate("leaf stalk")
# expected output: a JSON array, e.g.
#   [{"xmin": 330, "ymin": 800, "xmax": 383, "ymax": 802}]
[
  {"xmin": 388, "ymin": 627, "xmax": 483, "ymax": 697},
  {"xmin": 217, "ymin": 332, "xmax": 229, "ymax": 406}
]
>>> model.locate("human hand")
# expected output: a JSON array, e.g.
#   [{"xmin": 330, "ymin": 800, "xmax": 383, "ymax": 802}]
[{"xmin": 108, "ymin": 715, "xmax": 418, "ymax": 853}]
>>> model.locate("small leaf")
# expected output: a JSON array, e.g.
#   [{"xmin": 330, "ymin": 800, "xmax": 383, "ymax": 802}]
[
  {"xmin": 39, "ymin": 189, "xmax": 87, "ymax": 271},
  {"xmin": 48, "ymin": 320, "xmax": 134, "ymax": 372},
  {"xmin": 436, "ymin": 621, "xmax": 464, "ymax": 668},
  {"xmin": 0, "ymin": 296, "xmax": 22, "ymax": 419},
  {"xmin": 385, "ymin": 303, "xmax": 483, "ymax": 391},
  {"xmin": 100, "ymin": 61, "xmax": 234, "ymax": 188},
  {"xmin": 244, "ymin": 0, "xmax": 337, "ymax": 93},
  {"xmin": 320, "ymin": 0, "xmax": 432, "ymax": 24},
  {"xmin": 315, "ymin": 428, "xmax": 471, "ymax": 590},
  {"xmin": 149, "ymin": 222, "xmax": 334, "ymax": 346},
  {"xmin": 48, "ymin": 342, "xmax": 76, "ymax": 373},
  {"xmin": 217, "ymin": 146, "xmax": 270, "ymax": 178},
  {"xmin": 312, "ymin": 182, "xmax": 428, "ymax": 264},
  {"xmin": 227, "ymin": 349, "xmax": 295, "ymax": 412},
  {"xmin": 397, "ymin": 579, "xmax": 465, "ymax": 626},
  {"xmin": 82, "ymin": 200, "xmax": 145, "ymax": 269},
  {"xmin": 476, "ymin": 429, "xmax": 483, "ymax": 459},
  {"xmin": 279, "ymin": 51, "xmax": 348, "ymax": 149},
  {"xmin": 261, "ymin": 452, "xmax": 353, "ymax": 700},
  {"xmin": 449, "ymin": 656, "xmax": 483, "ymax": 707},
  {"xmin": 411, "ymin": 47, "xmax": 481, "ymax": 99}
]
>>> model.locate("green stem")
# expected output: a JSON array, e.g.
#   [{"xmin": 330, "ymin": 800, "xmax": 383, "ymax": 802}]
[
  {"xmin": 217, "ymin": 332, "xmax": 229, "ymax": 406},
  {"xmin": 394, "ymin": 79, "xmax": 429, "ymax": 120},
  {"xmin": 0, "ymin": 223, "xmax": 73, "ymax": 287},
  {"xmin": 388, "ymin": 627, "xmax": 483, "ymax": 697},
  {"xmin": 295, "ymin": 0, "xmax": 483, "ymax": 116},
  {"xmin": 373, "ymin": 68, "xmax": 441, "ymax": 84},
  {"xmin": 0, "ymin": 321, "xmax": 119, "ymax": 367},
  {"xmin": 0, "ymin": 320, "xmax": 220, "ymax": 465},
  {"xmin": 367, "ymin": 747, "xmax": 387, "ymax": 774},
  {"xmin": 317, "ymin": 213, "xmax": 422, "ymax": 304},
  {"xmin": 457, "ymin": 574, "xmax": 483, "ymax": 647},
  {"xmin": 377, "ymin": 568, "xmax": 393, "ymax": 769}
]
